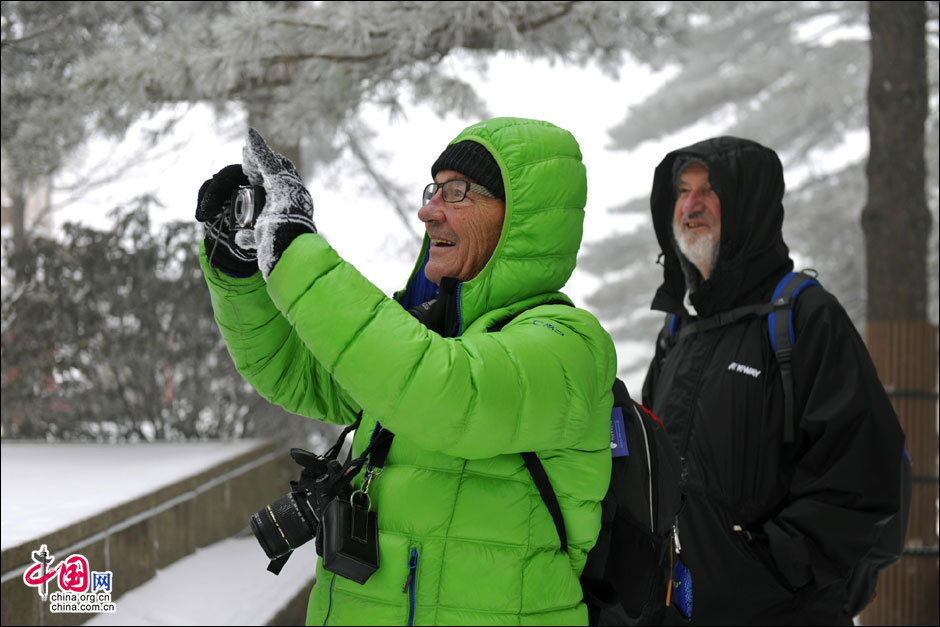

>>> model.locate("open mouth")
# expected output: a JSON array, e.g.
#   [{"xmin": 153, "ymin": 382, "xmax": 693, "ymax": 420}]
[{"xmin": 431, "ymin": 238, "xmax": 456, "ymax": 247}]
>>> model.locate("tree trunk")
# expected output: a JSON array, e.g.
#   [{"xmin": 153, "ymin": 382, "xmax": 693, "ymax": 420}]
[
  {"xmin": 10, "ymin": 189, "xmax": 27, "ymax": 253},
  {"xmin": 5, "ymin": 185, "xmax": 30, "ymax": 282},
  {"xmin": 859, "ymin": 3, "xmax": 938, "ymax": 625},
  {"xmin": 862, "ymin": 1, "xmax": 930, "ymax": 321}
]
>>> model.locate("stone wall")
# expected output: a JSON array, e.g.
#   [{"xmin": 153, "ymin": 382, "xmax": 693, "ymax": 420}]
[{"xmin": 1, "ymin": 440, "xmax": 296, "ymax": 627}]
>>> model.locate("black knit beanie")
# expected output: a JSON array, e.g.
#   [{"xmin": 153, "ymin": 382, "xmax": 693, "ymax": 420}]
[
  {"xmin": 672, "ymin": 156, "xmax": 708, "ymax": 196},
  {"xmin": 431, "ymin": 141, "xmax": 505, "ymax": 200}
]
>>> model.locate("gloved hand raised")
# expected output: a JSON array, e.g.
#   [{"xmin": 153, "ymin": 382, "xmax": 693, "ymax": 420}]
[
  {"xmin": 195, "ymin": 164, "xmax": 259, "ymax": 277},
  {"xmin": 238, "ymin": 128, "xmax": 317, "ymax": 280}
]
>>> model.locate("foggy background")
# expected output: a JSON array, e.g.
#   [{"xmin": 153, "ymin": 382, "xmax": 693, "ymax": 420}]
[
  {"xmin": 2, "ymin": 3, "xmax": 938, "ymax": 625},
  {"xmin": 3, "ymin": 1, "xmax": 936, "ymax": 446}
]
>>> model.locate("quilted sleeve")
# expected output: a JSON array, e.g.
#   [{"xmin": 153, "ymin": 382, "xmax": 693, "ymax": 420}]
[
  {"xmin": 266, "ymin": 234, "xmax": 616, "ymax": 460},
  {"xmin": 200, "ymin": 242, "xmax": 361, "ymax": 426}
]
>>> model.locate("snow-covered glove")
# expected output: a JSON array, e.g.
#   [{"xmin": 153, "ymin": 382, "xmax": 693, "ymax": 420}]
[
  {"xmin": 238, "ymin": 128, "xmax": 317, "ymax": 280},
  {"xmin": 196, "ymin": 164, "xmax": 259, "ymax": 277}
]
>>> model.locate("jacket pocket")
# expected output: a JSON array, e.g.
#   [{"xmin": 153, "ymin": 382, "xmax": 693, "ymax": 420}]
[{"xmin": 731, "ymin": 521, "xmax": 802, "ymax": 593}]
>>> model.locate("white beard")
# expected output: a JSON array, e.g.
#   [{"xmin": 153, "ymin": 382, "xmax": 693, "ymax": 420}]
[{"xmin": 673, "ymin": 222, "xmax": 719, "ymax": 279}]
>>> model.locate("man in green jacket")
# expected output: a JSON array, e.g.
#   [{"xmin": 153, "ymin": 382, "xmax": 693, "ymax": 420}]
[{"xmin": 197, "ymin": 117, "xmax": 616, "ymax": 625}]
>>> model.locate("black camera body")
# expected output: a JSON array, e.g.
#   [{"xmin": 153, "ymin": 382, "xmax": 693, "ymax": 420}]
[
  {"xmin": 250, "ymin": 446, "xmax": 380, "ymax": 584},
  {"xmin": 249, "ymin": 449, "xmax": 343, "ymax": 561},
  {"xmin": 225, "ymin": 185, "xmax": 266, "ymax": 229}
]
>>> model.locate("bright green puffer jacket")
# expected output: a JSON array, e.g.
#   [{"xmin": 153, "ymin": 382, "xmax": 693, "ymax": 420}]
[{"xmin": 201, "ymin": 117, "xmax": 616, "ymax": 625}]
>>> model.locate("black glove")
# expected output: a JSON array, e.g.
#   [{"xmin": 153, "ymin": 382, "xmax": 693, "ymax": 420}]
[
  {"xmin": 239, "ymin": 128, "xmax": 317, "ymax": 280},
  {"xmin": 195, "ymin": 164, "xmax": 259, "ymax": 277}
]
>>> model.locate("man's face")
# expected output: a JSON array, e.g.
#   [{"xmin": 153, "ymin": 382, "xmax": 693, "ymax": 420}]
[
  {"xmin": 418, "ymin": 169, "xmax": 506, "ymax": 285},
  {"xmin": 672, "ymin": 163, "xmax": 721, "ymax": 279}
]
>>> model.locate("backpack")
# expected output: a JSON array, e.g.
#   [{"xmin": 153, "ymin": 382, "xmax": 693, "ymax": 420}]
[
  {"xmin": 577, "ymin": 378, "xmax": 689, "ymax": 625},
  {"xmin": 659, "ymin": 270, "xmax": 912, "ymax": 617},
  {"xmin": 487, "ymin": 310, "xmax": 691, "ymax": 625}
]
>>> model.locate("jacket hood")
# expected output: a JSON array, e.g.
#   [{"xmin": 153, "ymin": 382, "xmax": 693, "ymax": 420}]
[
  {"xmin": 650, "ymin": 136, "xmax": 794, "ymax": 317},
  {"xmin": 397, "ymin": 117, "xmax": 587, "ymax": 334}
]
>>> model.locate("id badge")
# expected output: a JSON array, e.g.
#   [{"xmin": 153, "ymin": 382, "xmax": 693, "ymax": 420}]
[
  {"xmin": 610, "ymin": 407, "xmax": 629, "ymax": 457},
  {"xmin": 672, "ymin": 557, "xmax": 693, "ymax": 620}
]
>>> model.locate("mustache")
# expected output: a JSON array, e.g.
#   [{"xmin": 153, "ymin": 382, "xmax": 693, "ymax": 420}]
[{"xmin": 679, "ymin": 210, "xmax": 711, "ymax": 223}]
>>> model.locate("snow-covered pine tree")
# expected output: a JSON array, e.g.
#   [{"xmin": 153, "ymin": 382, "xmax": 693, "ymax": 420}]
[{"xmin": 578, "ymin": 0, "xmax": 938, "ymax": 381}]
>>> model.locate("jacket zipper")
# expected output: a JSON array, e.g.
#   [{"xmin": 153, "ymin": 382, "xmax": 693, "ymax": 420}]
[
  {"xmin": 679, "ymin": 332, "xmax": 720, "ymax": 458},
  {"xmin": 402, "ymin": 547, "xmax": 418, "ymax": 625},
  {"xmin": 455, "ymin": 282, "xmax": 464, "ymax": 336},
  {"xmin": 322, "ymin": 573, "xmax": 337, "ymax": 626}
]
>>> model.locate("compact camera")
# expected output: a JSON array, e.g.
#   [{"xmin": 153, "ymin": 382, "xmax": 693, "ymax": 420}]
[
  {"xmin": 250, "ymin": 447, "xmax": 380, "ymax": 584},
  {"xmin": 225, "ymin": 185, "xmax": 266, "ymax": 229}
]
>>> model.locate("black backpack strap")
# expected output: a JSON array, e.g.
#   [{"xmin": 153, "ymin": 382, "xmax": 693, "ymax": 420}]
[
  {"xmin": 767, "ymin": 271, "xmax": 820, "ymax": 443},
  {"xmin": 659, "ymin": 302, "xmax": 773, "ymax": 350},
  {"xmin": 676, "ymin": 302, "xmax": 775, "ymax": 340},
  {"xmin": 521, "ymin": 379, "xmax": 633, "ymax": 556},
  {"xmin": 487, "ymin": 298, "xmax": 575, "ymax": 554},
  {"xmin": 522, "ymin": 452, "xmax": 568, "ymax": 553}
]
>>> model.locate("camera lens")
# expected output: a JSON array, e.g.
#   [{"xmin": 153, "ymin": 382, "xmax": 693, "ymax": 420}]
[
  {"xmin": 249, "ymin": 492, "xmax": 319, "ymax": 560},
  {"xmin": 233, "ymin": 187, "xmax": 255, "ymax": 228}
]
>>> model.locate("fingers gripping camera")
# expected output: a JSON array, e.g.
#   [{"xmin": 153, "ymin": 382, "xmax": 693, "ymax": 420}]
[
  {"xmin": 238, "ymin": 128, "xmax": 317, "ymax": 280},
  {"xmin": 196, "ymin": 164, "xmax": 263, "ymax": 277}
]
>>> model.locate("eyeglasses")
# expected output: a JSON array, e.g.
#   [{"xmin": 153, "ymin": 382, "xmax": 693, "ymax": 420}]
[{"xmin": 422, "ymin": 179, "xmax": 496, "ymax": 205}]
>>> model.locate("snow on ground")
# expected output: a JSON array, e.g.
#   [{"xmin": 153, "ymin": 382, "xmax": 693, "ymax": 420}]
[
  {"xmin": 0, "ymin": 440, "xmax": 267, "ymax": 550},
  {"xmin": 84, "ymin": 535, "xmax": 317, "ymax": 627}
]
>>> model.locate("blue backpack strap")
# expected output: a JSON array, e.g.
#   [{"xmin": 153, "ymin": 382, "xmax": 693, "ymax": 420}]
[
  {"xmin": 768, "ymin": 271, "xmax": 820, "ymax": 443},
  {"xmin": 656, "ymin": 313, "xmax": 679, "ymax": 355}
]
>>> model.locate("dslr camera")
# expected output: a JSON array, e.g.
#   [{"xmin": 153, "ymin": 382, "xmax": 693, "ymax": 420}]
[
  {"xmin": 224, "ymin": 185, "xmax": 266, "ymax": 229},
  {"xmin": 250, "ymin": 447, "xmax": 380, "ymax": 584},
  {"xmin": 249, "ymin": 448, "xmax": 344, "ymax": 562}
]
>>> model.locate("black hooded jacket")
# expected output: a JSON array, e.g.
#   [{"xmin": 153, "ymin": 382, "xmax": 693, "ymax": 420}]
[{"xmin": 641, "ymin": 138, "xmax": 906, "ymax": 625}]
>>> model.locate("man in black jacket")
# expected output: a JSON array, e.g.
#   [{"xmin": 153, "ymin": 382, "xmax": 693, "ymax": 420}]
[{"xmin": 642, "ymin": 137, "xmax": 908, "ymax": 625}]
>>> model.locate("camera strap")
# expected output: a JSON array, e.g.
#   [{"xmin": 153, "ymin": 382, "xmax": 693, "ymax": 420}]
[
  {"xmin": 341, "ymin": 422, "xmax": 394, "ymax": 491},
  {"xmin": 315, "ymin": 420, "xmax": 393, "ymax": 585},
  {"xmin": 326, "ymin": 411, "xmax": 364, "ymax": 462}
]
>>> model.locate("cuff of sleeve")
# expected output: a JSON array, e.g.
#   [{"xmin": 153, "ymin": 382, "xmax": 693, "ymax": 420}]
[
  {"xmin": 269, "ymin": 222, "xmax": 317, "ymax": 267},
  {"xmin": 265, "ymin": 233, "xmax": 333, "ymax": 303},
  {"xmin": 764, "ymin": 520, "xmax": 816, "ymax": 590},
  {"xmin": 200, "ymin": 241, "xmax": 262, "ymax": 284},
  {"xmin": 203, "ymin": 235, "xmax": 259, "ymax": 278}
]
